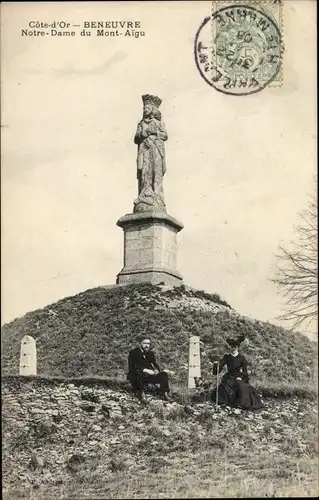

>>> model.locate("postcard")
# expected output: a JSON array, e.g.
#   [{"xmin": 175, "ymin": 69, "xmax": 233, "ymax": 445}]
[{"xmin": 1, "ymin": 1, "xmax": 317, "ymax": 499}]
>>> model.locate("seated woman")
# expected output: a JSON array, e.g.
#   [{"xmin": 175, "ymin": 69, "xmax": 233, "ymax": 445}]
[{"xmin": 209, "ymin": 335, "xmax": 262, "ymax": 410}]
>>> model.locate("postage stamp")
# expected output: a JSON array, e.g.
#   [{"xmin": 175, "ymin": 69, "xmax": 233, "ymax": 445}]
[{"xmin": 194, "ymin": 0, "xmax": 284, "ymax": 95}]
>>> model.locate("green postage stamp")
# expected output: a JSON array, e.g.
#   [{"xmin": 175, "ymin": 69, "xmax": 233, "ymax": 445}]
[{"xmin": 195, "ymin": 0, "xmax": 284, "ymax": 95}]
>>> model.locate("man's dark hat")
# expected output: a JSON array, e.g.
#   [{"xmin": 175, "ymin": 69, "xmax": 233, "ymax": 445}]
[{"xmin": 226, "ymin": 334, "xmax": 246, "ymax": 348}]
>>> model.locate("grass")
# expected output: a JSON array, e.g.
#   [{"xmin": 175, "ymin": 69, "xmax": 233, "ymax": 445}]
[
  {"xmin": 62, "ymin": 463, "xmax": 318, "ymax": 499},
  {"xmin": 2, "ymin": 283, "xmax": 318, "ymax": 498},
  {"xmin": 3, "ymin": 374, "xmax": 318, "ymax": 499},
  {"xmin": 1, "ymin": 283, "xmax": 317, "ymax": 393},
  {"xmin": 3, "ymin": 453, "xmax": 318, "ymax": 499}
]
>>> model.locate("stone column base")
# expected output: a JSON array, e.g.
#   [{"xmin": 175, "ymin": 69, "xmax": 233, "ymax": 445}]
[{"xmin": 116, "ymin": 212, "xmax": 183, "ymax": 286}]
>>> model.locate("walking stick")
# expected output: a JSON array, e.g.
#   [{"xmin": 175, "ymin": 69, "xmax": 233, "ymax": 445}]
[{"xmin": 216, "ymin": 361, "xmax": 219, "ymax": 407}]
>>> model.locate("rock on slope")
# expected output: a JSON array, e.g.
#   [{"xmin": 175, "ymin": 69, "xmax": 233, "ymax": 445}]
[{"xmin": 2, "ymin": 376, "xmax": 318, "ymax": 497}]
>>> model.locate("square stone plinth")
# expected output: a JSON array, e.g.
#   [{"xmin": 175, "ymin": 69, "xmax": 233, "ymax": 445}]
[{"xmin": 116, "ymin": 212, "xmax": 183, "ymax": 286}]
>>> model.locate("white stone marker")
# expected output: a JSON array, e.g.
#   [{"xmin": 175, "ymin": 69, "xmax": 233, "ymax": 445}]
[
  {"xmin": 188, "ymin": 336, "xmax": 201, "ymax": 388},
  {"xmin": 19, "ymin": 335, "xmax": 37, "ymax": 376}
]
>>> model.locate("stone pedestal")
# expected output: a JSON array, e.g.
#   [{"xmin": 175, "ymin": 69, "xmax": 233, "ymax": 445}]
[{"xmin": 116, "ymin": 212, "xmax": 183, "ymax": 286}]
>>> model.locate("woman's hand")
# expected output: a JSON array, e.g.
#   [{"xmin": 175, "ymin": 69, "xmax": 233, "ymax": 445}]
[
  {"xmin": 236, "ymin": 377, "xmax": 242, "ymax": 381},
  {"xmin": 143, "ymin": 369, "xmax": 155, "ymax": 376}
]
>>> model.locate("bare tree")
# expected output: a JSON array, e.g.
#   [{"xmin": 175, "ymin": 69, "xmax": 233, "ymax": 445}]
[{"xmin": 272, "ymin": 194, "xmax": 317, "ymax": 332}]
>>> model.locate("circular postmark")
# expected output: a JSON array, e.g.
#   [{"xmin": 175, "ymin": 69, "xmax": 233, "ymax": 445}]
[{"xmin": 194, "ymin": 5, "xmax": 282, "ymax": 95}]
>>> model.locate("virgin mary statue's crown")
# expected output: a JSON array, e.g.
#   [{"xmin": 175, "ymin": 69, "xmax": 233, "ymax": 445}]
[{"xmin": 142, "ymin": 94, "xmax": 162, "ymax": 108}]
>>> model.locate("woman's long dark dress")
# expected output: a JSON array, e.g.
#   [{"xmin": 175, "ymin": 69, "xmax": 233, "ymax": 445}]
[{"xmin": 210, "ymin": 354, "xmax": 262, "ymax": 410}]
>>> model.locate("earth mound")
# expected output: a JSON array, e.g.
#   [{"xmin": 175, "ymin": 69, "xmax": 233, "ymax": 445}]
[{"xmin": 1, "ymin": 283, "xmax": 316, "ymax": 395}]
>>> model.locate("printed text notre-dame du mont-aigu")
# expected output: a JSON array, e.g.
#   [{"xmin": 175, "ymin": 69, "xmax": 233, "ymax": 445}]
[{"xmin": 21, "ymin": 20, "xmax": 145, "ymax": 38}]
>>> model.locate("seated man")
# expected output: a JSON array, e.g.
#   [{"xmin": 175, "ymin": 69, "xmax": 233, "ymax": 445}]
[{"xmin": 127, "ymin": 338, "xmax": 171, "ymax": 403}]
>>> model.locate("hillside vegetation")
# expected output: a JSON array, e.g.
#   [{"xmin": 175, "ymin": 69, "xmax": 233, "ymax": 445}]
[
  {"xmin": 1, "ymin": 283, "xmax": 316, "ymax": 396},
  {"xmin": 2, "ymin": 376, "xmax": 318, "ymax": 499}
]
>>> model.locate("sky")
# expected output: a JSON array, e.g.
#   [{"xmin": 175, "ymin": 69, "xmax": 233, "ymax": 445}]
[{"xmin": 1, "ymin": 1, "xmax": 317, "ymax": 340}]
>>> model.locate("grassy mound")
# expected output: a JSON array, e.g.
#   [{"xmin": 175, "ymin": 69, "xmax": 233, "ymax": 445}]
[{"xmin": 1, "ymin": 283, "xmax": 317, "ymax": 394}]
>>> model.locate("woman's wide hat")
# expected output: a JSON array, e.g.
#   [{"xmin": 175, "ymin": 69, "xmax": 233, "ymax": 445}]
[{"xmin": 226, "ymin": 334, "xmax": 246, "ymax": 348}]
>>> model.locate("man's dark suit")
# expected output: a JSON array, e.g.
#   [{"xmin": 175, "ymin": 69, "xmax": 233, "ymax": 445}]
[{"xmin": 127, "ymin": 347, "xmax": 169, "ymax": 394}]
